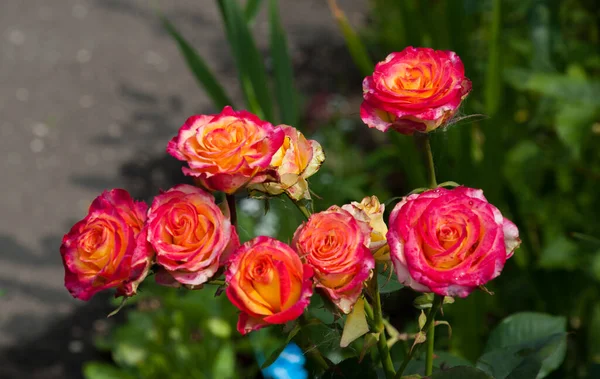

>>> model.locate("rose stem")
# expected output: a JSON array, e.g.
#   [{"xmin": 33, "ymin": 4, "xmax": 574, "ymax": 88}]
[
  {"xmin": 414, "ymin": 132, "xmax": 437, "ymax": 188},
  {"xmin": 226, "ymin": 194, "xmax": 237, "ymax": 226},
  {"xmin": 394, "ymin": 295, "xmax": 444, "ymax": 379},
  {"xmin": 372, "ymin": 273, "xmax": 396, "ymax": 379},
  {"xmin": 205, "ymin": 279, "xmax": 225, "ymax": 286},
  {"xmin": 290, "ymin": 196, "xmax": 312, "ymax": 220},
  {"xmin": 425, "ymin": 312, "xmax": 436, "ymax": 376}
]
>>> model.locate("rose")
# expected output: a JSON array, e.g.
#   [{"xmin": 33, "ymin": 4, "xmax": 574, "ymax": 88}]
[
  {"xmin": 293, "ymin": 206, "xmax": 375, "ymax": 313},
  {"xmin": 342, "ymin": 196, "xmax": 390, "ymax": 261},
  {"xmin": 249, "ymin": 125, "xmax": 325, "ymax": 200},
  {"xmin": 225, "ymin": 236, "xmax": 313, "ymax": 335},
  {"xmin": 360, "ymin": 47, "xmax": 472, "ymax": 135},
  {"xmin": 167, "ymin": 106, "xmax": 285, "ymax": 194},
  {"xmin": 387, "ymin": 186, "xmax": 521, "ymax": 297},
  {"xmin": 60, "ymin": 189, "xmax": 152, "ymax": 301},
  {"xmin": 146, "ymin": 184, "xmax": 239, "ymax": 287}
]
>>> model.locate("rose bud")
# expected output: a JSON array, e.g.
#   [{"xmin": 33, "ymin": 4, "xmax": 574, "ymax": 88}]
[
  {"xmin": 387, "ymin": 186, "xmax": 521, "ymax": 297},
  {"xmin": 342, "ymin": 195, "xmax": 390, "ymax": 262},
  {"xmin": 249, "ymin": 125, "xmax": 325, "ymax": 201}
]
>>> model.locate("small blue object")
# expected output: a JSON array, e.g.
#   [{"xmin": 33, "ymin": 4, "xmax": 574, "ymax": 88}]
[{"xmin": 261, "ymin": 343, "xmax": 308, "ymax": 379}]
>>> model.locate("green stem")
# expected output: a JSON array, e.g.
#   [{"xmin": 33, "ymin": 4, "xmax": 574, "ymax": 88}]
[
  {"xmin": 290, "ymin": 195, "xmax": 313, "ymax": 219},
  {"xmin": 425, "ymin": 312, "xmax": 436, "ymax": 376},
  {"xmin": 296, "ymin": 203, "xmax": 312, "ymax": 219},
  {"xmin": 415, "ymin": 132, "xmax": 437, "ymax": 188},
  {"xmin": 394, "ymin": 295, "xmax": 444, "ymax": 379},
  {"xmin": 226, "ymin": 194, "xmax": 237, "ymax": 226},
  {"xmin": 372, "ymin": 274, "xmax": 396, "ymax": 379},
  {"xmin": 364, "ymin": 299, "xmax": 375, "ymax": 321},
  {"xmin": 205, "ymin": 279, "xmax": 225, "ymax": 286}
]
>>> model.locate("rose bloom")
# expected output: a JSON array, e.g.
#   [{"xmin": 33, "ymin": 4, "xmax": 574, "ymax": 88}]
[
  {"xmin": 249, "ymin": 125, "xmax": 325, "ymax": 200},
  {"xmin": 225, "ymin": 236, "xmax": 314, "ymax": 335},
  {"xmin": 146, "ymin": 184, "xmax": 239, "ymax": 287},
  {"xmin": 360, "ymin": 47, "xmax": 472, "ymax": 135},
  {"xmin": 342, "ymin": 196, "xmax": 390, "ymax": 262},
  {"xmin": 60, "ymin": 189, "xmax": 152, "ymax": 301},
  {"xmin": 293, "ymin": 206, "xmax": 375, "ymax": 313},
  {"xmin": 167, "ymin": 106, "xmax": 285, "ymax": 194},
  {"xmin": 387, "ymin": 187, "xmax": 520, "ymax": 298}
]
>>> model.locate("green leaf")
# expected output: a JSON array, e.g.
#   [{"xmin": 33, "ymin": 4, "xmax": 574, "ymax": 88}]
[
  {"xmin": 504, "ymin": 70, "xmax": 600, "ymax": 105},
  {"xmin": 213, "ymin": 343, "xmax": 235, "ymax": 378},
  {"xmin": 218, "ymin": 0, "xmax": 274, "ymax": 121},
  {"xmin": 327, "ymin": 0, "xmax": 373, "ymax": 77},
  {"xmin": 340, "ymin": 297, "xmax": 370, "ymax": 347},
  {"xmin": 478, "ymin": 312, "xmax": 567, "ymax": 378},
  {"xmin": 430, "ymin": 366, "xmax": 494, "ymax": 379},
  {"xmin": 378, "ymin": 273, "xmax": 404, "ymax": 294},
  {"xmin": 162, "ymin": 16, "xmax": 233, "ymax": 109},
  {"xmin": 244, "ymin": 0, "xmax": 263, "ymax": 24},
  {"xmin": 268, "ymin": 0, "xmax": 299, "ymax": 126},
  {"xmin": 83, "ymin": 362, "xmax": 135, "ymax": 379},
  {"xmin": 261, "ymin": 324, "xmax": 302, "ymax": 369},
  {"xmin": 323, "ymin": 356, "xmax": 378, "ymax": 379},
  {"xmin": 555, "ymin": 103, "xmax": 598, "ymax": 158},
  {"xmin": 538, "ymin": 236, "xmax": 580, "ymax": 271},
  {"xmin": 433, "ymin": 351, "xmax": 474, "ymax": 369},
  {"xmin": 308, "ymin": 293, "xmax": 337, "ymax": 324}
]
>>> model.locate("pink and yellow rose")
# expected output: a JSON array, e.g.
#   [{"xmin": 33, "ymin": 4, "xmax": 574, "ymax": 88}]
[
  {"xmin": 225, "ymin": 236, "xmax": 314, "ymax": 335},
  {"xmin": 167, "ymin": 106, "xmax": 285, "ymax": 194},
  {"xmin": 342, "ymin": 195, "xmax": 390, "ymax": 261},
  {"xmin": 249, "ymin": 125, "xmax": 325, "ymax": 200},
  {"xmin": 146, "ymin": 184, "xmax": 239, "ymax": 287},
  {"xmin": 293, "ymin": 206, "xmax": 375, "ymax": 313},
  {"xmin": 387, "ymin": 187, "xmax": 520, "ymax": 298},
  {"xmin": 60, "ymin": 189, "xmax": 153, "ymax": 301},
  {"xmin": 360, "ymin": 47, "xmax": 472, "ymax": 135}
]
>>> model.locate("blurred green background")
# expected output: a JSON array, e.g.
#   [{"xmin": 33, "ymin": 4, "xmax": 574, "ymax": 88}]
[{"xmin": 84, "ymin": 0, "xmax": 599, "ymax": 378}]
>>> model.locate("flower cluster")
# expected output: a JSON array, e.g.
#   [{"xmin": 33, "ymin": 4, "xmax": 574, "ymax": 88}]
[{"xmin": 60, "ymin": 47, "xmax": 519, "ymax": 343}]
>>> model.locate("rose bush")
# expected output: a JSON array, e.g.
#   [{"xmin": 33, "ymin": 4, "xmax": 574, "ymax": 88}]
[
  {"xmin": 167, "ymin": 106, "xmax": 285, "ymax": 194},
  {"xmin": 146, "ymin": 184, "xmax": 239, "ymax": 287},
  {"xmin": 360, "ymin": 46, "xmax": 472, "ymax": 134},
  {"xmin": 60, "ymin": 189, "xmax": 152, "ymax": 300},
  {"xmin": 293, "ymin": 206, "xmax": 375, "ymax": 313},
  {"xmin": 387, "ymin": 186, "xmax": 521, "ymax": 297},
  {"xmin": 249, "ymin": 125, "xmax": 325, "ymax": 200},
  {"xmin": 225, "ymin": 236, "xmax": 314, "ymax": 335}
]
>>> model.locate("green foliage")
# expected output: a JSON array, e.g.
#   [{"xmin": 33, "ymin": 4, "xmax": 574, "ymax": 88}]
[
  {"xmin": 161, "ymin": 17, "xmax": 232, "ymax": 109},
  {"xmin": 429, "ymin": 366, "xmax": 493, "ymax": 379},
  {"xmin": 84, "ymin": 284, "xmax": 256, "ymax": 379},
  {"xmin": 477, "ymin": 312, "xmax": 567, "ymax": 378},
  {"xmin": 347, "ymin": 0, "xmax": 599, "ymax": 377},
  {"xmin": 268, "ymin": 0, "xmax": 299, "ymax": 126}
]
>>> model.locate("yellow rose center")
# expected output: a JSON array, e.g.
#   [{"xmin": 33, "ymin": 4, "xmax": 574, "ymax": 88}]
[{"xmin": 437, "ymin": 223, "xmax": 461, "ymax": 250}]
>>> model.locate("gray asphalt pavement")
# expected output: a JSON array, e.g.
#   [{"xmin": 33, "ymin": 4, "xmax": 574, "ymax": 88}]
[{"xmin": 0, "ymin": 0, "xmax": 366, "ymax": 375}]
